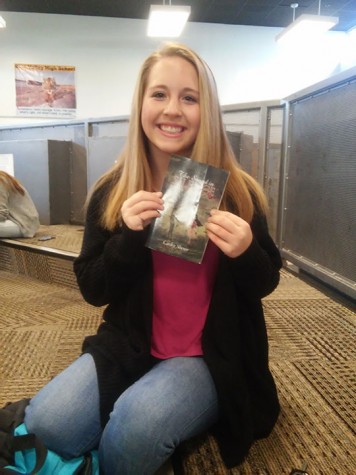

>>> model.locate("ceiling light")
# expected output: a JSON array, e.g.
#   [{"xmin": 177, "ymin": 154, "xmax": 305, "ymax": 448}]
[
  {"xmin": 276, "ymin": 14, "xmax": 338, "ymax": 43},
  {"xmin": 147, "ymin": 4, "xmax": 191, "ymax": 37},
  {"xmin": 0, "ymin": 15, "xmax": 6, "ymax": 28},
  {"xmin": 276, "ymin": 2, "xmax": 338, "ymax": 44}
]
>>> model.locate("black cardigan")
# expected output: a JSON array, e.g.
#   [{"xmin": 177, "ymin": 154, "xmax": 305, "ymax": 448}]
[{"xmin": 73, "ymin": 184, "xmax": 283, "ymax": 468}]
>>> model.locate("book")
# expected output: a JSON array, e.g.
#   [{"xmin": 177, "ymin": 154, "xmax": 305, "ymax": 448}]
[{"xmin": 146, "ymin": 154, "xmax": 230, "ymax": 264}]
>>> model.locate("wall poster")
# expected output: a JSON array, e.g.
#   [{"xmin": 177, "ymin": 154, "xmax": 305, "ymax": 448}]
[{"xmin": 15, "ymin": 64, "xmax": 76, "ymax": 118}]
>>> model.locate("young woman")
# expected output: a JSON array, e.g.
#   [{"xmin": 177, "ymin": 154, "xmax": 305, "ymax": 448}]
[
  {"xmin": 0, "ymin": 171, "xmax": 40, "ymax": 238},
  {"xmin": 25, "ymin": 43, "xmax": 282, "ymax": 474}
]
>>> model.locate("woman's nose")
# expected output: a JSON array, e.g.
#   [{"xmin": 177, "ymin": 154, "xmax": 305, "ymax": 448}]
[{"xmin": 163, "ymin": 98, "xmax": 181, "ymax": 116}]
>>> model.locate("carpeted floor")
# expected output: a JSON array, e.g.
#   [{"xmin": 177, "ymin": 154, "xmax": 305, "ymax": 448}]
[
  {"xmin": 0, "ymin": 228, "xmax": 355, "ymax": 475},
  {"xmin": 175, "ymin": 273, "xmax": 356, "ymax": 474},
  {"xmin": 0, "ymin": 224, "xmax": 85, "ymax": 255}
]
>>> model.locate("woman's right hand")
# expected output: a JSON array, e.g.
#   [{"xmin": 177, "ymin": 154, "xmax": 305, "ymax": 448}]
[{"xmin": 121, "ymin": 191, "xmax": 163, "ymax": 231}]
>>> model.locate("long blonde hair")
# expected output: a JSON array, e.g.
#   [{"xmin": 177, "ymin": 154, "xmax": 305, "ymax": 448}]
[
  {"xmin": 93, "ymin": 43, "xmax": 268, "ymax": 230},
  {"xmin": 0, "ymin": 171, "xmax": 25, "ymax": 195}
]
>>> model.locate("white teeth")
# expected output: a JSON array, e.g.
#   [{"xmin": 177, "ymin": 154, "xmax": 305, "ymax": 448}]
[{"xmin": 160, "ymin": 125, "xmax": 183, "ymax": 133}]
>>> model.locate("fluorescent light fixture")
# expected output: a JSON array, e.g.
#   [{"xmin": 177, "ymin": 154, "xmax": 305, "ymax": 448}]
[
  {"xmin": 276, "ymin": 14, "xmax": 338, "ymax": 43},
  {"xmin": 0, "ymin": 15, "xmax": 6, "ymax": 28},
  {"xmin": 147, "ymin": 5, "xmax": 191, "ymax": 37}
]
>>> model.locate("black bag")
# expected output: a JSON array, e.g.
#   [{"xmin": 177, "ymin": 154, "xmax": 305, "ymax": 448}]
[
  {"xmin": 0, "ymin": 398, "xmax": 46, "ymax": 474},
  {"xmin": 0, "ymin": 399, "xmax": 97, "ymax": 475}
]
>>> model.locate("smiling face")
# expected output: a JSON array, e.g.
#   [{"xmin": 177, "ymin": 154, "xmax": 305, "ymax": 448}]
[{"xmin": 141, "ymin": 56, "xmax": 201, "ymax": 168}]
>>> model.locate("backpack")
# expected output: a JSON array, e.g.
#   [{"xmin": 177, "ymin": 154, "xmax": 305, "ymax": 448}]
[{"xmin": 0, "ymin": 399, "xmax": 99, "ymax": 475}]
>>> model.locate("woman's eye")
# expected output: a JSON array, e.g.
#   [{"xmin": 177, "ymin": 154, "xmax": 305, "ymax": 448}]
[
  {"xmin": 183, "ymin": 95, "xmax": 198, "ymax": 103},
  {"xmin": 152, "ymin": 91, "xmax": 165, "ymax": 99}
]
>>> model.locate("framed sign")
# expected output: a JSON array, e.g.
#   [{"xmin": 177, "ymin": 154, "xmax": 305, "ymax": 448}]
[{"xmin": 15, "ymin": 64, "xmax": 76, "ymax": 118}]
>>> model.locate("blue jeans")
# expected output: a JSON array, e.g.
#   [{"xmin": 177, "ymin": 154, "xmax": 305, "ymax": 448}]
[{"xmin": 25, "ymin": 354, "xmax": 218, "ymax": 474}]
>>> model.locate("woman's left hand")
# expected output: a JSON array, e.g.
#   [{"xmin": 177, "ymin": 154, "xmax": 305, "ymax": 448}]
[{"xmin": 206, "ymin": 209, "xmax": 253, "ymax": 258}]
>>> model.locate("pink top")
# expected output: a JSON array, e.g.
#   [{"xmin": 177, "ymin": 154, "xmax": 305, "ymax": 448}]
[{"xmin": 151, "ymin": 242, "xmax": 220, "ymax": 359}]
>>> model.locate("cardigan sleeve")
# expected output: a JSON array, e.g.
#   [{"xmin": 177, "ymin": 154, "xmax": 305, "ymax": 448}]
[
  {"xmin": 229, "ymin": 212, "xmax": 282, "ymax": 299},
  {"xmin": 73, "ymin": 186, "xmax": 151, "ymax": 307},
  {"xmin": 0, "ymin": 186, "xmax": 10, "ymax": 221}
]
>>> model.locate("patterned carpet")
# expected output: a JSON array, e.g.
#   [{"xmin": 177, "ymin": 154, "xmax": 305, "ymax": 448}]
[
  {"xmin": 0, "ymin": 224, "xmax": 84, "ymax": 255},
  {"xmin": 0, "ymin": 229, "xmax": 355, "ymax": 475},
  {"xmin": 175, "ymin": 273, "xmax": 356, "ymax": 474}
]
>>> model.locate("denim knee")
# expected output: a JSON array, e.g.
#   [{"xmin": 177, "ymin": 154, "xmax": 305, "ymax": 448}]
[
  {"xmin": 25, "ymin": 354, "xmax": 102, "ymax": 458},
  {"xmin": 100, "ymin": 393, "xmax": 176, "ymax": 474},
  {"xmin": 99, "ymin": 357, "xmax": 218, "ymax": 475}
]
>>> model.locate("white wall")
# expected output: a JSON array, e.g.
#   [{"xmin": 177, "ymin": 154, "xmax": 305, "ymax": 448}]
[{"xmin": 0, "ymin": 11, "xmax": 354, "ymax": 125}]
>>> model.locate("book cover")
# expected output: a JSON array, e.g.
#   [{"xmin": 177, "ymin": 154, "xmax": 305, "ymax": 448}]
[{"xmin": 146, "ymin": 154, "xmax": 230, "ymax": 264}]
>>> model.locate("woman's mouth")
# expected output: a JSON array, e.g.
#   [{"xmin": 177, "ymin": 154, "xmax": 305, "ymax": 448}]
[{"xmin": 159, "ymin": 124, "xmax": 185, "ymax": 134}]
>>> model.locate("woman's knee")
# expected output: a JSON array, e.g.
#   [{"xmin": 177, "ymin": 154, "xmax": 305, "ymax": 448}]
[
  {"xmin": 100, "ymin": 394, "xmax": 176, "ymax": 475},
  {"xmin": 26, "ymin": 354, "xmax": 97, "ymax": 425},
  {"xmin": 99, "ymin": 358, "xmax": 218, "ymax": 474},
  {"xmin": 25, "ymin": 354, "xmax": 102, "ymax": 458},
  {"xmin": 106, "ymin": 388, "xmax": 173, "ymax": 448}
]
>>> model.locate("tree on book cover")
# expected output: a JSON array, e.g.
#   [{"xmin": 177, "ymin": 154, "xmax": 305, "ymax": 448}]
[{"xmin": 146, "ymin": 155, "xmax": 229, "ymax": 264}]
